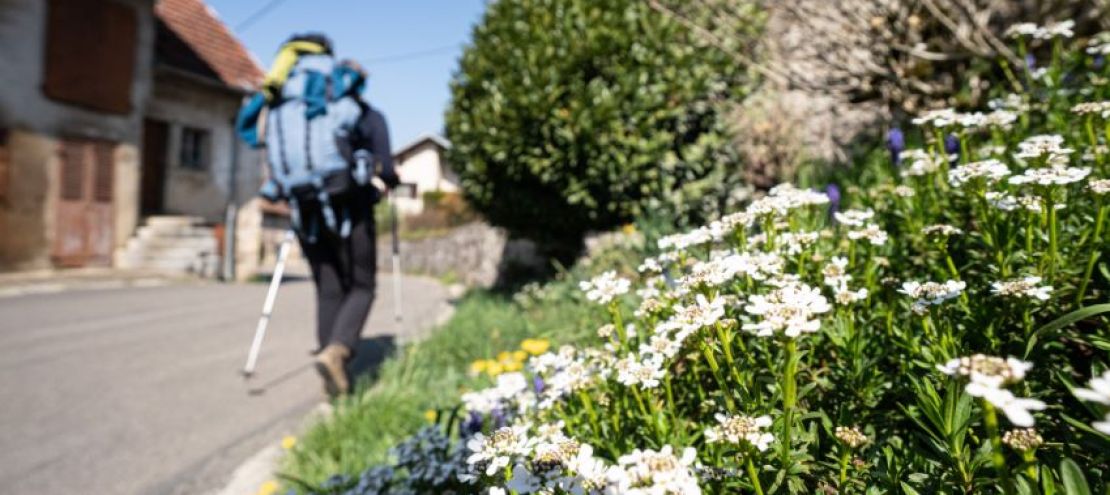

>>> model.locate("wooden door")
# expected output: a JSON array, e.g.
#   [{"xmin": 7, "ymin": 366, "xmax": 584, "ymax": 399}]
[
  {"xmin": 140, "ymin": 119, "xmax": 168, "ymax": 214},
  {"xmin": 52, "ymin": 139, "xmax": 115, "ymax": 267}
]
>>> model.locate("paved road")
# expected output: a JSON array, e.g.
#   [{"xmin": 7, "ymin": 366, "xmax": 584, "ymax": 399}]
[{"xmin": 0, "ymin": 274, "xmax": 450, "ymax": 495}]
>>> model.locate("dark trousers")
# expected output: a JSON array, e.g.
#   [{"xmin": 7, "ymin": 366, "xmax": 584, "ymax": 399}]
[{"xmin": 296, "ymin": 189, "xmax": 378, "ymax": 352}]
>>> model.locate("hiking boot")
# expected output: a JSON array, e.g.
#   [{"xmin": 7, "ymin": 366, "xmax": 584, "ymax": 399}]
[{"xmin": 314, "ymin": 344, "xmax": 351, "ymax": 397}]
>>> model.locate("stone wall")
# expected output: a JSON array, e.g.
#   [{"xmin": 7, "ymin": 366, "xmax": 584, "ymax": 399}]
[{"xmin": 378, "ymin": 222, "xmax": 543, "ymax": 287}]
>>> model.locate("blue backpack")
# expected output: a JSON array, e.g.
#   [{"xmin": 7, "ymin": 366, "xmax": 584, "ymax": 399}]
[{"xmin": 236, "ymin": 51, "xmax": 372, "ymax": 241}]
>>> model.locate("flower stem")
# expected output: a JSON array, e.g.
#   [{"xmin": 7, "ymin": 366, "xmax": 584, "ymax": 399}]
[
  {"xmin": 1076, "ymin": 204, "xmax": 1107, "ymax": 305},
  {"xmin": 699, "ymin": 342, "xmax": 736, "ymax": 411},
  {"xmin": 781, "ymin": 338, "xmax": 798, "ymax": 467},
  {"xmin": 1046, "ymin": 195, "xmax": 1059, "ymax": 278},
  {"xmin": 982, "ymin": 401, "xmax": 1016, "ymax": 495},
  {"xmin": 745, "ymin": 455, "xmax": 766, "ymax": 495},
  {"xmin": 838, "ymin": 448, "xmax": 851, "ymax": 487}
]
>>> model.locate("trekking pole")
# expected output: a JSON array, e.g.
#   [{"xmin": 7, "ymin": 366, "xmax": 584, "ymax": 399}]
[
  {"xmin": 390, "ymin": 190, "xmax": 403, "ymax": 323},
  {"xmin": 242, "ymin": 229, "xmax": 295, "ymax": 379}
]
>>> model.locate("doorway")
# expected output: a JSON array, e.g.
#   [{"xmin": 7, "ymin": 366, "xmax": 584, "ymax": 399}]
[
  {"xmin": 140, "ymin": 118, "xmax": 168, "ymax": 214},
  {"xmin": 52, "ymin": 139, "xmax": 115, "ymax": 267}
]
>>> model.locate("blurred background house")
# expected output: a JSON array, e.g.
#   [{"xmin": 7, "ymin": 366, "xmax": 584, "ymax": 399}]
[
  {"xmin": 392, "ymin": 133, "xmax": 457, "ymax": 215},
  {"xmin": 0, "ymin": 0, "xmax": 269, "ymax": 279}
]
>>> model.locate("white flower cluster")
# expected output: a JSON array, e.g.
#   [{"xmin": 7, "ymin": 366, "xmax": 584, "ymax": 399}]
[
  {"xmin": 463, "ymin": 372, "xmax": 531, "ymax": 415},
  {"xmin": 948, "ymin": 159, "xmax": 1010, "ymax": 187},
  {"xmin": 1089, "ymin": 33, "xmax": 1110, "ymax": 55},
  {"xmin": 939, "ymin": 355, "xmax": 1045, "ymax": 427},
  {"xmin": 580, "ymin": 271, "xmax": 631, "ymax": 305},
  {"xmin": 1072, "ymin": 101, "xmax": 1110, "ymax": 119},
  {"xmin": 900, "ymin": 149, "xmax": 944, "ymax": 177},
  {"xmin": 743, "ymin": 282, "xmax": 832, "ymax": 337},
  {"xmin": 1091, "ymin": 179, "xmax": 1110, "ymax": 195},
  {"xmin": 610, "ymin": 446, "xmax": 701, "ymax": 495},
  {"xmin": 705, "ymin": 413, "xmax": 774, "ymax": 451},
  {"xmin": 1005, "ymin": 20, "xmax": 1074, "ymax": 40},
  {"xmin": 1075, "ymin": 371, "xmax": 1110, "ymax": 435},
  {"xmin": 912, "ymin": 108, "xmax": 1018, "ymax": 130},
  {"xmin": 990, "ymin": 276, "xmax": 1053, "ymax": 301},
  {"xmin": 899, "ymin": 279, "xmax": 966, "ymax": 313},
  {"xmin": 1009, "ymin": 166, "xmax": 1091, "ymax": 186},
  {"xmin": 530, "ymin": 346, "xmax": 612, "ymax": 409}
]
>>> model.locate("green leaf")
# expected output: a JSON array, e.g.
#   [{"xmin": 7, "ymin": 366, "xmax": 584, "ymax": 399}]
[
  {"xmin": 1060, "ymin": 458, "xmax": 1091, "ymax": 495},
  {"xmin": 1025, "ymin": 304, "xmax": 1110, "ymax": 358}
]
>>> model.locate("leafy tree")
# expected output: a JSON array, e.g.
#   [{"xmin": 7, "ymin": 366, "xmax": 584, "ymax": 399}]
[{"xmin": 445, "ymin": 0, "xmax": 761, "ymax": 254}]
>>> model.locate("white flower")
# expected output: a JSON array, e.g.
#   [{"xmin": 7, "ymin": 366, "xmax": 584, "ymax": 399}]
[
  {"xmin": 948, "ymin": 159, "xmax": 1010, "ymax": 187},
  {"xmin": 834, "ymin": 426, "xmax": 869, "ymax": 448},
  {"xmin": 922, "ymin": 224, "xmax": 964, "ymax": 237},
  {"xmin": 488, "ymin": 487, "xmax": 506, "ymax": 495},
  {"xmin": 467, "ymin": 425, "xmax": 536, "ymax": 476},
  {"xmin": 665, "ymin": 294, "xmax": 726, "ymax": 341},
  {"xmin": 834, "ymin": 208, "xmax": 875, "ymax": 227},
  {"xmin": 638, "ymin": 257, "xmax": 663, "ymax": 273},
  {"xmin": 743, "ymin": 282, "xmax": 831, "ymax": 338},
  {"xmin": 938, "ymin": 355, "xmax": 1032, "ymax": 389},
  {"xmin": 971, "ymin": 385, "xmax": 1046, "ymax": 427},
  {"xmin": 1035, "ymin": 20, "xmax": 1074, "ymax": 40},
  {"xmin": 991, "ymin": 277, "xmax": 1053, "ymax": 301},
  {"xmin": 1075, "ymin": 371, "xmax": 1110, "ymax": 405},
  {"xmin": 900, "ymin": 280, "xmax": 965, "ymax": 312},
  {"xmin": 615, "ymin": 355, "xmax": 666, "ymax": 389},
  {"xmin": 900, "ymin": 149, "xmax": 944, "ymax": 177},
  {"xmin": 657, "ymin": 228, "xmax": 712, "ymax": 252},
  {"xmin": 1090, "ymin": 179, "xmax": 1110, "ymax": 195},
  {"xmin": 912, "ymin": 108, "xmax": 958, "ymax": 128},
  {"xmin": 1093, "ymin": 415, "xmax": 1110, "ymax": 435},
  {"xmin": 1014, "ymin": 134, "xmax": 1073, "ymax": 161},
  {"xmin": 847, "ymin": 224, "xmax": 888, "ymax": 246},
  {"xmin": 1072, "ymin": 101, "xmax": 1110, "ymax": 119},
  {"xmin": 705, "ymin": 414, "xmax": 775, "ymax": 451},
  {"xmin": 1005, "ymin": 22, "xmax": 1040, "ymax": 38},
  {"xmin": 834, "ymin": 285, "xmax": 869, "ymax": 305},
  {"xmin": 579, "ymin": 271, "xmax": 631, "ymax": 305},
  {"xmin": 1089, "ymin": 34, "xmax": 1110, "ymax": 55},
  {"xmin": 986, "ymin": 191, "xmax": 1059, "ymax": 213},
  {"xmin": 611, "ymin": 445, "xmax": 701, "ymax": 495},
  {"xmin": 822, "ymin": 256, "xmax": 851, "ymax": 287},
  {"xmin": 462, "ymin": 372, "xmax": 531, "ymax": 415},
  {"xmin": 1009, "ymin": 166, "xmax": 1091, "ymax": 186},
  {"xmin": 893, "ymin": 185, "xmax": 916, "ymax": 197}
]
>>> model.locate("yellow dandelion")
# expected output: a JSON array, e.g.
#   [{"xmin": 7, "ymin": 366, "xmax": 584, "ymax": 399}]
[
  {"xmin": 622, "ymin": 223, "xmax": 636, "ymax": 234},
  {"xmin": 520, "ymin": 338, "xmax": 550, "ymax": 356},
  {"xmin": 424, "ymin": 409, "xmax": 437, "ymax": 423},
  {"xmin": 469, "ymin": 359, "xmax": 489, "ymax": 375},
  {"xmin": 280, "ymin": 435, "xmax": 296, "ymax": 450},
  {"xmin": 486, "ymin": 362, "xmax": 504, "ymax": 377},
  {"xmin": 497, "ymin": 351, "xmax": 513, "ymax": 363},
  {"xmin": 512, "ymin": 350, "xmax": 528, "ymax": 363},
  {"xmin": 503, "ymin": 360, "xmax": 524, "ymax": 372},
  {"xmin": 257, "ymin": 480, "xmax": 280, "ymax": 495}
]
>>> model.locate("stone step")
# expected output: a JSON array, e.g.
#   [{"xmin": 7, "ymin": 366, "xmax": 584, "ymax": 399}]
[
  {"xmin": 127, "ymin": 235, "xmax": 217, "ymax": 251},
  {"xmin": 144, "ymin": 215, "xmax": 206, "ymax": 228},
  {"xmin": 137, "ymin": 224, "xmax": 215, "ymax": 239}
]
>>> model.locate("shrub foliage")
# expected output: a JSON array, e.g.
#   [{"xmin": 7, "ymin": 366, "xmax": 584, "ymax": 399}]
[{"xmin": 445, "ymin": 0, "xmax": 759, "ymax": 249}]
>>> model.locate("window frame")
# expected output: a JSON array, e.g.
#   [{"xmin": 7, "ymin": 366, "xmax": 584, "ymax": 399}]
[{"xmin": 178, "ymin": 126, "xmax": 211, "ymax": 171}]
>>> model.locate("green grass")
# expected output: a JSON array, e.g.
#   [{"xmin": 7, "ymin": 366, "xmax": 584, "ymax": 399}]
[{"xmin": 279, "ymin": 287, "xmax": 604, "ymax": 487}]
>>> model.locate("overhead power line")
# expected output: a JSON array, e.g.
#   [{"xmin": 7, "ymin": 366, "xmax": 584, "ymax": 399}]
[{"xmin": 234, "ymin": 0, "xmax": 293, "ymax": 33}]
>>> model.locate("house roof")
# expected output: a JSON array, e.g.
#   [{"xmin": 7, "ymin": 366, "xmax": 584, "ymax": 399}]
[
  {"xmin": 153, "ymin": 0, "xmax": 264, "ymax": 91},
  {"xmin": 393, "ymin": 133, "xmax": 452, "ymax": 160}
]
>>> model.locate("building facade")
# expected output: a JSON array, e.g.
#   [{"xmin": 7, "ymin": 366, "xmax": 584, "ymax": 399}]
[{"xmin": 0, "ymin": 0, "xmax": 267, "ymax": 276}]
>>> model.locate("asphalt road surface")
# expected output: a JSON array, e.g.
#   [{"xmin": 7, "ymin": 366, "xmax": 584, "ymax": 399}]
[{"xmin": 0, "ymin": 274, "xmax": 450, "ymax": 495}]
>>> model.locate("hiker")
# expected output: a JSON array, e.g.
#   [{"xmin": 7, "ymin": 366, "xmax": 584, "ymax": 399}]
[{"xmin": 236, "ymin": 34, "xmax": 399, "ymax": 396}]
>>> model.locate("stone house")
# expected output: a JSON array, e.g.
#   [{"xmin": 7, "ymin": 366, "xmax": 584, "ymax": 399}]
[
  {"xmin": 392, "ymin": 134, "xmax": 458, "ymax": 214},
  {"xmin": 0, "ymin": 0, "xmax": 267, "ymax": 277}
]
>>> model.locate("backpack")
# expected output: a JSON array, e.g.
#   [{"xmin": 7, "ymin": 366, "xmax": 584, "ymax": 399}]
[{"xmin": 236, "ymin": 40, "xmax": 372, "ymax": 241}]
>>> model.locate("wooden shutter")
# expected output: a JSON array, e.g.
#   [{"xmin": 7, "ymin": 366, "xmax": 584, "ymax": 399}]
[
  {"xmin": 93, "ymin": 142, "xmax": 114, "ymax": 203},
  {"xmin": 43, "ymin": 0, "xmax": 138, "ymax": 114},
  {"xmin": 59, "ymin": 141, "xmax": 86, "ymax": 201},
  {"xmin": 0, "ymin": 129, "xmax": 9, "ymax": 202}
]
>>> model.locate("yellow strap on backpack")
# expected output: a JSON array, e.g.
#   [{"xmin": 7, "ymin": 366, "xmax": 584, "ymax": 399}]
[{"xmin": 262, "ymin": 40, "xmax": 329, "ymax": 100}]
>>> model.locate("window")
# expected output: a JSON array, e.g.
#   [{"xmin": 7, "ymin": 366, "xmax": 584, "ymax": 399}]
[
  {"xmin": 43, "ymin": 0, "xmax": 137, "ymax": 114},
  {"xmin": 179, "ymin": 127, "xmax": 210, "ymax": 170},
  {"xmin": 0, "ymin": 129, "xmax": 9, "ymax": 201}
]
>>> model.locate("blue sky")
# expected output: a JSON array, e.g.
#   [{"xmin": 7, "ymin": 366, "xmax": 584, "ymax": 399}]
[{"xmin": 207, "ymin": 0, "xmax": 488, "ymax": 150}]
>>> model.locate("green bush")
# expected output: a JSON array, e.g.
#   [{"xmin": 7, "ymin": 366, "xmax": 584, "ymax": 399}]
[{"xmin": 445, "ymin": 0, "xmax": 760, "ymax": 252}]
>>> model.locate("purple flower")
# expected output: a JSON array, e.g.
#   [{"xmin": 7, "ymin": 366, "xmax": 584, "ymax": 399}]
[
  {"xmin": 944, "ymin": 134, "xmax": 960, "ymax": 163},
  {"xmin": 1095, "ymin": 55, "xmax": 1105, "ymax": 70},
  {"xmin": 825, "ymin": 184, "xmax": 841, "ymax": 219},
  {"xmin": 532, "ymin": 375, "xmax": 545, "ymax": 395},
  {"xmin": 1026, "ymin": 53, "xmax": 1037, "ymax": 70},
  {"xmin": 886, "ymin": 128, "xmax": 905, "ymax": 166},
  {"xmin": 491, "ymin": 408, "xmax": 506, "ymax": 428},
  {"xmin": 461, "ymin": 411, "xmax": 483, "ymax": 436}
]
